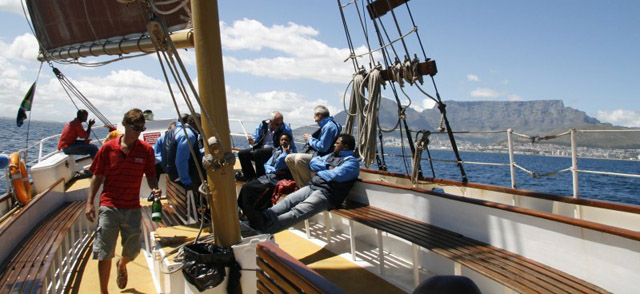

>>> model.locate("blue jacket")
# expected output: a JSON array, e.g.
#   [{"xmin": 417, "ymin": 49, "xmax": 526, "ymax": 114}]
[
  {"xmin": 309, "ymin": 150, "xmax": 360, "ymax": 208},
  {"xmin": 310, "ymin": 150, "xmax": 360, "ymax": 183},
  {"xmin": 252, "ymin": 120, "xmax": 297, "ymax": 152},
  {"xmin": 258, "ymin": 147, "xmax": 292, "ymax": 186},
  {"xmin": 306, "ymin": 116, "xmax": 341, "ymax": 156},
  {"xmin": 154, "ymin": 133, "xmax": 165, "ymax": 164},
  {"xmin": 264, "ymin": 147, "xmax": 290, "ymax": 175},
  {"xmin": 171, "ymin": 122, "xmax": 202, "ymax": 186}
]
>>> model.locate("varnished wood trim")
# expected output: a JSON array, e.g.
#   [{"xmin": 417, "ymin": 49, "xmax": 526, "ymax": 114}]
[
  {"xmin": 361, "ymin": 168, "xmax": 640, "ymax": 214},
  {"xmin": 359, "ymin": 178, "xmax": 640, "ymax": 242},
  {"xmin": 256, "ymin": 242, "xmax": 344, "ymax": 294},
  {"xmin": 0, "ymin": 177, "xmax": 65, "ymax": 239}
]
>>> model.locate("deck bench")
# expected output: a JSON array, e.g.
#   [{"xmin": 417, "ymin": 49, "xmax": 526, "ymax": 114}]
[
  {"xmin": 0, "ymin": 201, "xmax": 89, "ymax": 294},
  {"xmin": 330, "ymin": 200, "xmax": 610, "ymax": 294},
  {"xmin": 256, "ymin": 241, "xmax": 344, "ymax": 294},
  {"xmin": 165, "ymin": 175, "xmax": 201, "ymax": 224},
  {"xmin": 140, "ymin": 200, "xmax": 186, "ymax": 251}
]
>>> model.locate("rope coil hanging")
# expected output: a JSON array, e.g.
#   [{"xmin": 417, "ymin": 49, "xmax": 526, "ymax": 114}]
[{"xmin": 358, "ymin": 68, "xmax": 383, "ymax": 168}]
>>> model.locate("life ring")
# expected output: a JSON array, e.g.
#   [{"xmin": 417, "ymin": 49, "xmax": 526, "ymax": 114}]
[{"xmin": 9, "ymin": 152, "xmax": 31, "ymax": 205}]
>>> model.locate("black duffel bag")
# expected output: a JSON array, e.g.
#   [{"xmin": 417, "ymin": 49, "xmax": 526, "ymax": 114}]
[{"xmin": 182, "ymin": 243, "xmax": 241, "ymax": 293}]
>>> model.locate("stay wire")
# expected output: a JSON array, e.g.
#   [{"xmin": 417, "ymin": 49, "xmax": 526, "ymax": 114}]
[
  {"xmin": 385, "ymin": 0, "xmax": 411, "ymax": 59},
  {"xmin": 402, "ymin": 1, "xmax": 428, "ymax": 61},
  {"xmin": 164, "ymin": 27, "xmax": 225, "ymax": 153},
  {"xmin": 353, "ymin": 0, "xmax": 376, "ymax": 66},
  {"xmin": 367, "ymin": 0, "xmax": 420, "ymax": 176},
  {"xmin": 53, "ymin": 68, "xmax": 113, "ymax": 126},
  {"xmin": 153, "ymin": 44, "xmax": 207, "ymax": 193},
  {"xmin": 337, "ymin": 0, "xmax": 360, "ymax": 72},
  {"xmin": 154, "ymin": 46, "xmax": 212, "ymax": 235}
]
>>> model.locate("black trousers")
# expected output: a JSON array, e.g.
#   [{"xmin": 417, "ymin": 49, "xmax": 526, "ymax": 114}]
[
  {"xmin": 238, "ymin": 147, "xmax": 273, "ymax": 179},
  {"xmin": 237, "ymin": 179, "xmax": 276, "ymax": 216}
]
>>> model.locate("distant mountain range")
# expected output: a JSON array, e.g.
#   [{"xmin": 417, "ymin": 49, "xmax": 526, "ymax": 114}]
[{"xmin": 326, "ymin": 99, "xmax": 640, "ymax": 149}]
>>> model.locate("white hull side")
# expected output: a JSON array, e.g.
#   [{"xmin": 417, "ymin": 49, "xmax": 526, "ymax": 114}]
[{"xmin": 347, "ymin": 181, "xmax": 639, "ymax": 293}]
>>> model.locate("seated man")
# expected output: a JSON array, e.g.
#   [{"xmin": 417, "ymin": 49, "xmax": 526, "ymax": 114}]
[
  {"xmin": 238, "ymin": 133, "xmax": 294, "ymax": 217},
  {"xmin": 238, "ymin": 111, "xmax": 296, "ymax": 180},
  {"xmin": 286, "ymin": 105, "xmax": 341, "ymax": 188},
  {"xmin": 57, "ymin": 109, "xmax": 98, "ymax": 159},
  {"xmin": 247, "ymin": 134, "xmax": 359, "ymax": 234}
]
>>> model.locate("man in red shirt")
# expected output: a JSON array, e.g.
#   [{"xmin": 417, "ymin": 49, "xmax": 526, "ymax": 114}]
[
  {"xmin": 57, "ymin": 109, "xmax": 99, "ymax": 159},
  {"xmin": 85, "ymin": 108, "xmax": 161, "ymax": 293}
]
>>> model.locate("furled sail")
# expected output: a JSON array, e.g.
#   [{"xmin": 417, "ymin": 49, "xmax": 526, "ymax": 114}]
[{"xmin": 26, "ymin": 0, "xmax": 191, "ymax": 59}]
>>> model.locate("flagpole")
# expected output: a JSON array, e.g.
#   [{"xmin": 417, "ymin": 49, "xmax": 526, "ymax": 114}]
[{"xmin": 20, "ymin": 62, "xmax": 44, "ymax": 153}]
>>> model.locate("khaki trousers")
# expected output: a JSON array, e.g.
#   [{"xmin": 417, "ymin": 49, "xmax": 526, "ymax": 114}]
[{"xmin": 285, "ymin": 153, "xmax": 314, "ymax": 188}]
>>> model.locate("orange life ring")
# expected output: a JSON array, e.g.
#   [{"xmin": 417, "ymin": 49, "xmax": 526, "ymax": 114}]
[{"xmin": 9, "ymin": 152, "xmax": 31, "ymax": 205}]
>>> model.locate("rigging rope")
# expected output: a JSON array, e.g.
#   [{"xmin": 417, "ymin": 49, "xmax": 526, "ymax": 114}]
[
  {"xmin": 358, "ymin": 68, "xmax": 383, "ymax": 168},
  {"xmin": 344, "ymin": 72, "xmax": 366, "ymax": 134},
  {"xmin": 53, "ymin": 68, "xmax": 115, "ymax": 130}
]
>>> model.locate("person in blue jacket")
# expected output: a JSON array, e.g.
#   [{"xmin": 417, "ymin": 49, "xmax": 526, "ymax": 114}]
[
  {"xmin": 238, "ymin": 133, "xmax": 294, "ymax": 217},
  {"xmin": 154, "ymin": 120, "xmax": 176, "ymax": 181},
  {"xmin": 238, "ymin": 111, "xmax": 296, "ymax": 180},
  {"xmin": 247, "ymin": 134, "xmax": 359, "ymax": 233},
  {"xmin": 164, "ymin": 114, "xmax": 204, "ymax": 192},
  {"xmin": 286, "ymin": 105, "xmax": 341, "ymax": 188}
]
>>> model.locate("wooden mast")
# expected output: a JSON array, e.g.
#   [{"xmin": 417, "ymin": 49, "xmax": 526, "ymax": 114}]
[{"xmin": 191, "ymin": 0, "xmax": 241, "ymax": 246}]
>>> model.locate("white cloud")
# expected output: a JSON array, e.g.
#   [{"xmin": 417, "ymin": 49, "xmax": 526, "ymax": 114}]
[
  {"xmin": 0, "ymin": 0, "xmax": 24, "ymax": 14},
  {"xmin": 596, "ymin": 109, "xmax": 640, "ymax": 128},
  {"xmin": 409, "ymin": 98, "xmax": 436, "ymax": 112},
  {"xmin": 470, "ymin": 88, "xmax": 501, "ymax": 98},
  {"xmin": 466, "ymin": 74, "xmax": 479, "ymax": 82},
  {"xmin": 0, "ymin": 19, "xmax": 353, "ymax": 124},
  {"xmin": 507, "ymin": 94, "xmax": 523, "ymax": 101},
  {"xmin": 1, "ymin": 33, "xmax": 39, "ymax": 61},
  {"xmin": 226, "ymin": 86, "xmax": 335, "ymax": 129},
  {"xmin": 220, "ymin": 19, "xmax": 353, "ymax": 83}
]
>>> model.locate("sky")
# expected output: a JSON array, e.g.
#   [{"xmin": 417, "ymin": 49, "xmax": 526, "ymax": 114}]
[{"xmin": 0, "ymin": 0, "xmax": 639, "ymax": 130}]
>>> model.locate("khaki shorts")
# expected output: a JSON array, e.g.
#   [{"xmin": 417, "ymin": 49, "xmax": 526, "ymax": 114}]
[{"xmin": 93, "ymin": 206, "xmax": 142, "ymax": 260}]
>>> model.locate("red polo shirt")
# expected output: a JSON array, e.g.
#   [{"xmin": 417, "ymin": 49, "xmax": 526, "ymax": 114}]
[
  {"xmin": 89, "ymin": 136, "xmax": 156, "ymax": 209},
  {"xmin": 58, "ymin": 118, "xmax": 89, "ymax": 150}
]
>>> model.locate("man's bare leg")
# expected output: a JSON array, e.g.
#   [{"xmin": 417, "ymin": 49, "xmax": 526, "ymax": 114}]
[{"xmin": 98, "ymin": 259, "xmax": 111, "ymax": 294}]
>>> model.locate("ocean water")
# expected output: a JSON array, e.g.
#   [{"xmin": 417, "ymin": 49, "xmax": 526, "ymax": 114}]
[{"xmin": 2, "ymin": 117, "xmax": 639, "ymax": 206}]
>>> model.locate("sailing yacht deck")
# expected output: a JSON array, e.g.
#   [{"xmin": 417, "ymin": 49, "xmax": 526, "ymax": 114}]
[{"xmin": 64, "ymin": 175, "xmax": 402, "ymax": 293}]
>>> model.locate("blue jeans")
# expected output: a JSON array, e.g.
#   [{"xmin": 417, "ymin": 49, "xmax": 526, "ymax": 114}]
[
  {"xmin": 63, "ymin": 143, "xmax": 98, "ymax": 159},
  {"xmin": 263, "ymin": 186, "xmax": 330, "ymax": 234}
]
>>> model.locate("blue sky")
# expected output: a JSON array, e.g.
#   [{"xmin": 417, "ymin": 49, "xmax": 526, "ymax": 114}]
[{"xmin": 0, "ymin": 0, "xmax": 638, "ymax": 129}]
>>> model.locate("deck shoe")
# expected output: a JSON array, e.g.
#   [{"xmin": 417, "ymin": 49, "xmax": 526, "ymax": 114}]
[{"xmin": 116, "ymin": 259, "xmax": 128, "ymax": 289}]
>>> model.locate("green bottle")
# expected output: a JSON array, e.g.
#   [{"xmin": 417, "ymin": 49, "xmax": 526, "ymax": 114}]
[{"xmin": 152, "ymin": 196, "xmax": 162, "ymax": 222}]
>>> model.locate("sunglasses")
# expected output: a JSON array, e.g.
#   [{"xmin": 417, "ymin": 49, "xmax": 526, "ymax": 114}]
[{"xmin": 129, "ymin": 124, "xmax": 146, "ymax": 132}]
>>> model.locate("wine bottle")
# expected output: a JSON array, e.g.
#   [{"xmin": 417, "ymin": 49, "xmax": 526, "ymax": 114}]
[{"xmin": 152, "ymin": 196, "xmax": 162, "ymax": 222}]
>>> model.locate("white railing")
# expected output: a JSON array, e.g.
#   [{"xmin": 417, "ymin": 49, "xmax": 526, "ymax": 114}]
[
  {"xmin": 408, "ymin": 128, "xmax": 640, "ymax": 200},
  {"xmin": 45, "ymin": 212, "xmax": 92, "ymax": 294}
]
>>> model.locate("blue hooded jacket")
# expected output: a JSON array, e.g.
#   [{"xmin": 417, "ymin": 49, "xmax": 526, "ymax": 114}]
[{"xmin": 305, "ymin": 116, "xmax": 341, "ymax": 156}]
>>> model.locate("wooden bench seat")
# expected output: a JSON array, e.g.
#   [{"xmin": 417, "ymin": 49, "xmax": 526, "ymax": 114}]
[
  {"xmin": 140, "ymin": 200, "xmax": 187, "ymax": 251},
  {"xmin": 332, "ymin": 201, "xmax": 610, "ymax": 294},
  {"xmin": 256, "ymin": 241, "xmax": 344, "ymax": 294},
  {"xmin": 0, "ymin": 201, "xmax": 87, "ymax": 293},
  {"xmin": 140, "ymin": 200, "xmax": 185, "ymax": 232}
]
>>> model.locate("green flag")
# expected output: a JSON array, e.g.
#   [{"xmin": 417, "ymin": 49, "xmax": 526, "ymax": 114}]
[{"xmin": 17, "ymin": 82, "xmax": 36, "ymax": 127}]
